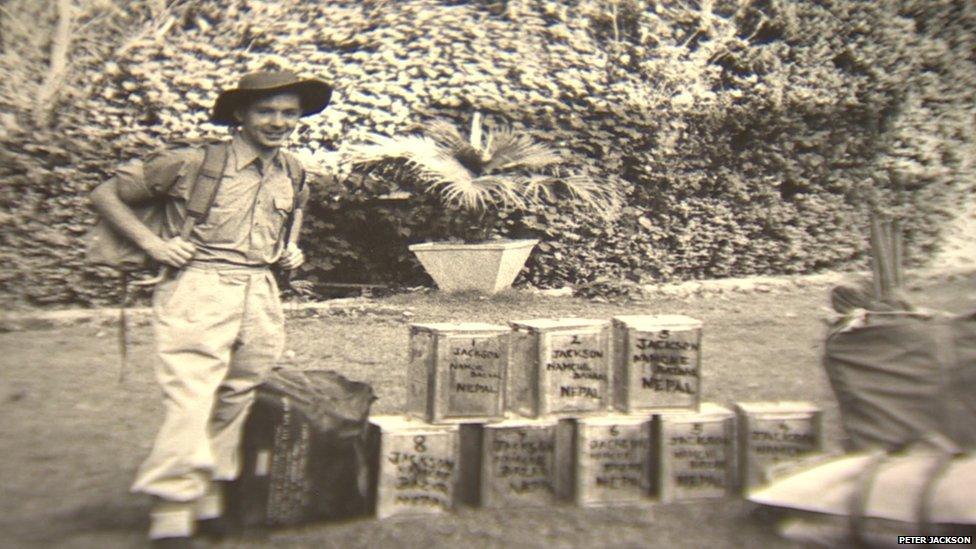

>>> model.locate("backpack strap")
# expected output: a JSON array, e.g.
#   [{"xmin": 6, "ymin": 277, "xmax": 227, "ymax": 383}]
[
  {"xmin": 848, "ymin": 452, "xmax": 887, "ymax": 546},
  {"xmin": 183, "ymin": 142, "xmax": 230, "ymax": 234},
  {"xmin": 916, "ymin": 439, "xmax": 962, "ymax": 538},
  {"xmin": 281, "ymin": 151, "xmax": 306, "ymax": 246},
  {"xmin": 131, "ymin": 141, "xmax": 229, "ymax": 288},
  {"xmin": 281, "ymin": 152, "xmax": 306, "ymax": 208}
]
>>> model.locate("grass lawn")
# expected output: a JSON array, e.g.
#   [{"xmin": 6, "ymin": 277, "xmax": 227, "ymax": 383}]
[{"xmin": 1, "ymin": 275, "xmax": 973, "ymax": 548}]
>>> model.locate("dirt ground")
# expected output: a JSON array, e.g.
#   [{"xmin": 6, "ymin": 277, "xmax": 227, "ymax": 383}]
[{"xmin": 1, "ymin": 276, "xmax": 973, "ymax": 548}]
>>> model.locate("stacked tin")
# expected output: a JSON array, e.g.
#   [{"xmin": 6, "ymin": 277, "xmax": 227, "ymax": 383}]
[{"xmin": 368, "ymin": 316, "xmax": 824, "ymax": 517}]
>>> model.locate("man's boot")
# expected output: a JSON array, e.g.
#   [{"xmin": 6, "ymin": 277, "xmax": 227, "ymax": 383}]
[{"xmin": 194, "ymin": 481, "xmax": 234, "ymax": 541}]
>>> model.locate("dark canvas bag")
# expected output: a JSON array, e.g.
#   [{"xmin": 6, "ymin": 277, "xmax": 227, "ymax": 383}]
[
  {"xmin": 823, "ymin": 311, "xmax": 976, "ymax": 451},
  {"xmin": 86, "ymin": 201, "xmax": 167, "ymax": 271},
  {"xmin": 227, "ymin": 369, "xmax": 377, "ymax": 527},
  {"xmin": 86, "ymin": 143, "xmax": 228, "ymax": 271}
]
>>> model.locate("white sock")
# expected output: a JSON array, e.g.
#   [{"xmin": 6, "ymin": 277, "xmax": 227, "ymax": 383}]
[
  {"xmin": 149, "ymin": 500, "xmax": 195, "ymax": 539},
  {"xmin": 193, "ymin": 492, "xmax": 224, "ymax": 520},
  {"xmin": 195, "ymin": 485, "xmax": 223, "ymax": 520}
]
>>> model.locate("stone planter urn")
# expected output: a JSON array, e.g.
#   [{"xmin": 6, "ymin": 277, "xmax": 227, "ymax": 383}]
[
  {"xmin": 408, "ymin": 239, "xmax": 539, "ymax": 294},
  {"xmin": 347, "ymin": 113, "xmax": 618, "ymax": 296}
]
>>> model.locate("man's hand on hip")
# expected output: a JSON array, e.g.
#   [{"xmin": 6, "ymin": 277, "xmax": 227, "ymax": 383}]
[
  {"xmin": 146, "ymin": 237, "xmax": 196, "ymax": 268},
  {"xmin": 278, "ymin": 243, "xmax": 305, "ymax": 270}
]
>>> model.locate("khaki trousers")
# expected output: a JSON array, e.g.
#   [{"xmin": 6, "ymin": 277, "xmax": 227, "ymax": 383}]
[{"xmin": 131, "ymin": 265, "xmax": 284, "ymax": 505}]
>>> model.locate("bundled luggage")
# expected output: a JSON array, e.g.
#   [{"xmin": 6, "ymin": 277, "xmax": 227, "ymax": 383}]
[
  {"xmin": 823, "ymin": 307, "xmax": 976, "ymax": 451},
  {"xmin": 823, "ymin": 219, "xmax": 975, "ymax": 452},
  {"xmin": 752, "ymin": 218, "xmax": 976, "ymax": 546},
  {"xmin": 226, "ymin": 369, "xmax": 376, "ymax": 528}
]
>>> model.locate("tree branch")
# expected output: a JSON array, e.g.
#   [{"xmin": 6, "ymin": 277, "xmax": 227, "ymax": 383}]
[
  {"xmin": 611, "ymin": 1, "xmax": 620, "ymax": 44},
  {"xmin": 33, "ymin": 0, "xmax": 75, "ymax": 128}
]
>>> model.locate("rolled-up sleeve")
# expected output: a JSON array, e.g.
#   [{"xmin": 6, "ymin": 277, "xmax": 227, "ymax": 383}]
[{"xmin": 114, "ymin": 148, "xmax": 197, "ymax": 204}]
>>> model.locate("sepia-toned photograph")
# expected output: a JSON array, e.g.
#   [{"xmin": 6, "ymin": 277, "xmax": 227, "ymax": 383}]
[{"xmin": 1, "ymin": 1, "xmax": 975, "ymax": 547}]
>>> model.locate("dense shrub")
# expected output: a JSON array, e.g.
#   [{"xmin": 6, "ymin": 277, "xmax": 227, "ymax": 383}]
[{"xmin": 1, "ymin": 0, "xmax": 974, "ymax": 306}]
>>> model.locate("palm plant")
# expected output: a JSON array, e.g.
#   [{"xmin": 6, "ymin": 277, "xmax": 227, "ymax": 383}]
[{"xmin": 346, "ymin": 113, "xmax": 620, "ymax": 242}]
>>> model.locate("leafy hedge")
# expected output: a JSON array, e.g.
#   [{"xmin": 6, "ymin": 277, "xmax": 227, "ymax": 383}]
[{"xmin": 1, "ymin": 0, "xmax": 974, "ymax": 306}]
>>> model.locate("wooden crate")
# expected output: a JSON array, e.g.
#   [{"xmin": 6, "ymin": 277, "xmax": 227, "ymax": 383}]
[
  {"xmin": 480, "ymin": 417, "xmax": 561, "ymax": 507},
  {"xmin": 652, "ymin": 403, "xmax": 737, "ymax": 502},
  {"xmin": 734, "ymin": 402, "xmax": 824, "ymax": 493},
  {"xmin": 508, "ymin": 318, "xmax": 612, "ymax": 417},
  {"xmin": 368, "ymin": 415, "xmax": 460, "ymax": 519},
  {"xmin": 612, "ymin": 315, "xmax": 703, "ymax": 413},
  {"xmin": 407, "ymin": 322, "xmax": 509, "ymax": 423},
  {"xmin": 556, "ymin": 414, "xmax": 653, "ymax": 506}
]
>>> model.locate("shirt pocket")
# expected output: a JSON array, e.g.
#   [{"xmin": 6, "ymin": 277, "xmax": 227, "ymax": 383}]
[
  {"xmin": 196, "ymin": 173, "xmax": 256, "ymax": 247},
  {"xmin": 270, "ymin": 193, "xmax": 293, "ymax": 231},
  {"xmin": 251, "ymin": 175, "xmax": 293, "ymax": 258},
  {"xmin": 273, "ymin": 194, "xmax": 293, "ymax": 215},
  {"xmin": 199, "ymin": 191, "xmax": 245, "ymax": 246}
]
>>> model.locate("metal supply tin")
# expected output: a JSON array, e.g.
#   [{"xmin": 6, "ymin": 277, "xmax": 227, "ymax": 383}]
[
  {"xmin": 557, "ymin": 413, "xmax": 653, "ymax": 506},
  {"xmin": 508, "ymin": 318, "xmax": 611, "ymax": 417},
  {"xmin": 653, "ymin": 403, "xmax": 737, "ymax": 501},
  {"xmin": 408, "ymin": 323, "xmax": 509, "ymax": 423},
  {"xmin": 480, "ymin": 417, "xmax": 561, "ymax": 507},
  {"xmin": 734, "ymin": 401, "xmax": 824, "ymax": 493},
  {"xmin": 612, "ymin": 315, "xmax": 703, "ymax": 413},
  {"xmin": 368, "ymin": 415, "xmax": 460, "ymax": 519}
]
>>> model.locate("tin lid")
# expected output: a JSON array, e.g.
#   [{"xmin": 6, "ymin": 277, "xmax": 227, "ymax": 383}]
[
  {"xmin": 734, "ymin": 401, "xmax": 821, "ymax": 415},
  {"xmin": 508, "ymin": 318, "xmax": 609, "ymax": 331},
  {"xmin": 656, "ymin": 402, "xmax": 734, "ymax": 420},
  {"xmin": 410, "ymin": 322, "xmax": 509, "ymax": 334},
  {"xmin": 612, "ymin": 314, "xmax": 702, "ymax": 330},
  {"xmin": 370, "ymin": 414, "xmax": 461, "ymax": 432},
  {"xmin": 699, "ymin": 402, "xmax": 735, "ymax": 416},
  {"xmin": 484, "ymin": 415, "xmax": 561, "ymax": 429},
  {"xmin": 576, "ymin": 413, "xmax": 653, "ymax": 427}
]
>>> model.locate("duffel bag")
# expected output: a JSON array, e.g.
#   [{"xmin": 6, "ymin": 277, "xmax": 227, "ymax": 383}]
[
  {"xmin": 823, "ymin": 310, "xmax": 976, "ymax": 451},
  {"xmin": 227, "ymin": 368, "xmax": 377, "ymax": 528}
]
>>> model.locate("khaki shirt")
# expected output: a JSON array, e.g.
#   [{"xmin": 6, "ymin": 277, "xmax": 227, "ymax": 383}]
[{"xmin": 115, "ymin": 134, "xmax": 310, "ymax": 266}]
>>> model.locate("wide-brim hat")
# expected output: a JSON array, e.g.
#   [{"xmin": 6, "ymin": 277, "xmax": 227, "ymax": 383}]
[{"xmin": 211, "ymin": 70, "xmax": 332, "ymax": 126}]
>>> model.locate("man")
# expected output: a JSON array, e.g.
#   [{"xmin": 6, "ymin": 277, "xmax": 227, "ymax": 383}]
[{"xmin": 91, "ymin": 70, "xmax": 332, "ymax": 546}]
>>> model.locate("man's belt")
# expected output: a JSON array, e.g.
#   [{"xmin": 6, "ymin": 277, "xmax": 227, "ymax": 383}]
[{"xmin": 185, "ymin": 259, "xmax": 272, "ymax": 273}]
